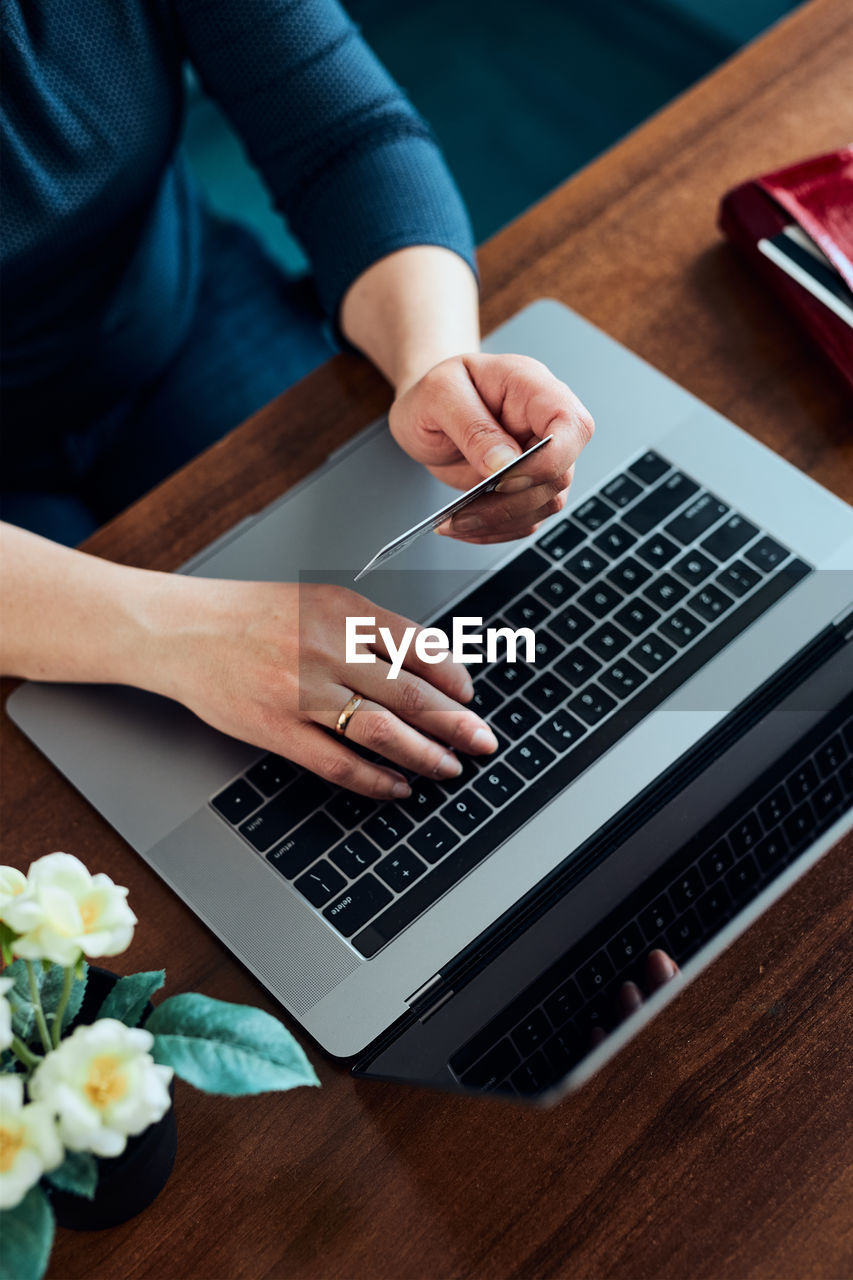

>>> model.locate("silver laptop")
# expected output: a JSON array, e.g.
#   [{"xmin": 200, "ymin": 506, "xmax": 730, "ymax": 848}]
[{"xmin": 9, "ymin": 299, "xmax": 853, "ymax": 1104}]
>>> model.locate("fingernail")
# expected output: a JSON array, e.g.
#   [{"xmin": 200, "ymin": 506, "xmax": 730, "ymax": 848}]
[
  {"xmin": 434, "ymin": 752, "xmax": 463, "ymax": 779},
  {"xmin": 435, "ymin": 521, "xmax": 451, "ymax": 536},
  {"xmin": 619, "ymin": 981, "xmax": 643, "ymax": 1016},
  {"xmin": 460, "ymin": 675, "xmax": 475, "ymax": 701},
  {"xmin": 483, "ymin": 444, "xmax": 519, "ymax": 474},
  {"xmin": 648, "ymin": 950, "xmax": 677, "ymax": 984},
  {"xmin": 451, "ymin": 513, "xmax": 484, "ymax": 533},
  {"xmin": 390, "ymin": 780, "xmax": 411, "ymax": 799},
  {"xmin": 471, "ymin": 726, "xmax": 498, "ymax": 754},
  {"xmin": 496, "ymin": 474, "xmax": 534, "ymax": 494}
]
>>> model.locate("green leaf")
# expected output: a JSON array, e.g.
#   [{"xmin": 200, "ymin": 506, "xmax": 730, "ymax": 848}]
[
  {"xmin": 5, "ymin": 959, "xmax": 38, "ymax": 1042},
  {"xmin": 44, "ymin": 1152, "xmax": 98, "ymax": 1201},
  {"xmin": 145, "ymin": 993, "xmax": 319, "ymax": 1095},
  {"xmin": 97, "ymin": 970, "xmax": 165, "ymax": 1028},
  {"xmin": 0, "ymin": 922, "xmax": 16, "ymax": 967},
  {"xmin": 0, "ymin": 1185, "xmax": 54, "ymax": 1280},
  {"xmin": 40, "ymin": 962, "xmax": 88, "ymax": 1033}
]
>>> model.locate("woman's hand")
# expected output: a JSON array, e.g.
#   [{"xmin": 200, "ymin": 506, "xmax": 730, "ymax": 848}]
[
  {"xmin": 151, "ymin": 578, "xmax": 498, "ymax": 799},
  {"xmin": 388, "ymin": 352, "xmax": 595, "ymax": 544}
]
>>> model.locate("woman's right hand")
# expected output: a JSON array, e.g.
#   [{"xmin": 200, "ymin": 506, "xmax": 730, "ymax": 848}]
[{"xmin": 147, "ymin": 577, "xmax": 498, "ymax": 800}]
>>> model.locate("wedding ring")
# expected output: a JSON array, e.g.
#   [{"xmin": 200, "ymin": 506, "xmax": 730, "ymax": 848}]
[{"xmin": 335, "ymin": 694, "xmax": 364, "ymax": 737}]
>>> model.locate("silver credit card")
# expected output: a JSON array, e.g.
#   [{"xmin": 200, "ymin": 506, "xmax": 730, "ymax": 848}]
[{"xmin": 354, "ymin": 435, "xmax": 553, "ymax": 582}]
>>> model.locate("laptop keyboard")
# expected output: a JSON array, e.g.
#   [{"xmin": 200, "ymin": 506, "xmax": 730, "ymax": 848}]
[
  {"xmin": 449, "ymin": 700, "xmax": 853, "ymax": 1097},
  {"xmin": 210, "ymin": 450, "xmax": 811, "ymax": 958}
]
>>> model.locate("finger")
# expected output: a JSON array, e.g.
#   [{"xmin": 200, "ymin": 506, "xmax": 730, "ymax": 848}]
[
  {"xmin": 287, "ymin": 721, "xmax": 413, "ymax": 800},
  {"xmin": 365, "ymin": 606, "xmax": 475, "ymax": 705},
  {"xmin": 413, "ymin": 364, "xmax": 528, "ymax": 478},
  {"xmin": 436, "ymin": 523, "xmax": 548, "ymax": 546},
  {"xmin": 354, "ymin": 660, "xmax": 498, "ymax": 756},
  {"xmin": 313, "ymin": 683, "xmax": 466, "ymax": 781},
  {"xmin": 646, "ymin": 950, "xmax": 680, "ymax": 992},
  {"xmin": 618, "ymin": 981, "xmax": 644, "ymax": 1020},
  {"xmin": 439, "ymin": 483, "xmax": 570, "ymax": 539}
]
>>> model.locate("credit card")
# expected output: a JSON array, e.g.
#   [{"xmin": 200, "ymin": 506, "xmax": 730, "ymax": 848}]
[
  {"xmin": 354, "ymin": 435, "xmax": 553, "ymax": 582},
  {"xmin": 758, "ymin": 224, "xmax": 853, "ymax": 329}
]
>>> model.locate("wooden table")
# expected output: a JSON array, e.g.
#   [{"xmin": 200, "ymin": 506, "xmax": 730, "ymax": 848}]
[{"xmin": 4, "ymin": 1, "xmax": 852, "ymax": 1275}]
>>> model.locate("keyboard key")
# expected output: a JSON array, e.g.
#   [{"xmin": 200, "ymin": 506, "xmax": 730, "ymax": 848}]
[
  {"xmin": 532, "ymin": 572, "xmax": 577, "ymax": 611},
  {"xmin": 628, "ymin": 451, "xmax": 670, "ymax": 485},
  {"xmin": 665, "ymin": 907, "xmax": 702, "ymax": 961},
  {"xmin": 266, "ymin": 812, "xmax": 343, "ymax": 878},
  {"xmin": 786, "ymin": 760, "xmax": 819, "ymax": 803},
  {"xmin": 506, "ymin": 592, "xmax": 550, "ymax": 628},
  {"xmin": 508, "ymin": 735, "xmax": 556, "ymax": 780},
  {"xmin": 539, "ymin": 710, "xmax": 587, "ymax": 753},
  {"xmin": 664, "ymin": 493, "xmax": 728, "ymax": 545},
  {"xmin": 699, "ymin": 839, "xmax": 733, "ymax": 882},
  {"xmin": 485, "ymin": 662, "xmax": 537, "ymax": 697},
  {"xmin": 294, "ymin": 860, "xmax": 347, "ymax": 907},
  {"xmin": 717, "ymin": 560, "xmax": 761, "ymax": 598},
  {"xmin": 568, "ymin": 685, "xmax": 617, "ymax": 726},
  {"xmin": 636, "ymin": 533, "xmax": 680, "ymax": 569},
  {"xmin": 593, "ymin": 523, "xmax": 638, "ymax": 559},
  {"xmin": 442, "ymin": 790, "xmax": 493, "ymax": 835},
  {"xmin": 630, "ymin": 634, "xmax": 676, "ymax": 674},
  {"xmin": 729, "ymin": 812, "xmax": 761, "ymax": 855},
  {"xmin": 460, "ymin": 549, "xmax": 551, "ymax": 625},
  {"xmin": 511, "ymin": 1009, "xmax": 551, "ymax": 1057},
  {"xmin": 602, "ymin": 473, "xmax": 643, "ymax": 508},
  {"xmin": 600, "ymin": 658, "xmax": 647, "ymax": 698},
  {"xmin": 410, "ymin": 818, "xmax": 460, "ymax": 864},
  {"xmin": 239, "ymin": 776, "xmax": 332, "ymax": 850},
  {"xmin": 555, "ymin": 646, "xmax": 603, "ymax": 687},
  {"xmin": 670, "ymin": 867, "xmax": 704, "ymax": 911},
  {"xmin": 607, "ymin": 556, "xmax": 652, "ymax": 592},
  {"xmin": 245, "ymin": 754, "xmax": 298, "ymax": 798},
  {"xmin": 639, "ymin": 893, "xmax": 674, "ymax": 939},
  {"xmin": 473, "ymin": 763, "xmax": 525, "ymax": 807},
  {"xmin": 842, "ymin": 758, "xmax": 853, "ymax": 797},
  {"xmin": 405, "ymin": 778, "xmax": 448, "ymax": 820},
  {"xmin": 574, "ymin": 496, "xmax": 615, "ymax": 532},
  {"xmin": 659, "ymin": 608, "xmax": 706, "ymax": 648},
  {"xmin": 755, "ymin": 831, "xmax": 789, "ymax": 874},
  {"xmin": 326, "ymin": 791, "xmax": 378, "ymax": 829},
  {"xmin": 696, "ymin": 883, "xmax": 732, "ymax": 928},
  {"xmin": 622, "ymin": 472, "xmax": 699, "ymax": 535},
  {"xmin": 724, "ymin": 855, "xmax": 760, "ymax": 903},
  {"xmin": 323, "ymin": 873, "xmax": 393, "ymax": 937},
  {"xmin": 815, "ymin": 735, "xmax": 846, "ymax": 778},
  {"xmin": 537, "ymin": 519, "xmax": 586, "ymax": 561},
  {"xmin": 363, "ymin": 806, "xmax": 416, "ymax": 850},
  {"xmin": 689, "ymin": 584, "xmax": 735, "ymax": 621},
  {"xmin": 565, "ymin": 547, "xmax": 608, "ymax": 584},
  {"xmin": 548, "ymin": 603, "xmax": 595, "ymax": 643},
  {"xmin": 643, "ymin": 573, "xmax": 688, "ymax": 611},
  {"xmin": 614, "ymin": 599, "xmax": 661, "ymax": 637},
  {"xmin": 745, "ymin": 536, "xmax": 789, "ymax": 573},
  {"xmin": 544, "ymin": 978, "xmax": 581, "ymax": 1028},
  {"xmin": 578, "ymin": 582, "xmax": 623, "ymax": 619},
  {"xmin": 542, "ymin": 1027, "xmax": 584, "ymax": 1075},
  {"xmin": 607, "ymin": 923, "xmax": 644, "ymax": 969},
  {"xmin": 511, "ymin": 1050, "xmax": 552, "ymax": 1095},
  {"xmin": 376, "ymin": 848, "xmax": 427, "ymax": 893},
  {"xmin": 701, "ymin": 515, "xmax": 758, "ymax": 562},
  {"xmin": 812, "ymin": 777, "xmax": 843, "ymax": 820},
  {"xmin": 212, "ymin": 778, "xmax": 264, "ymax": 826},
  {"xmin": 758, "ymin": 785, "xmax": 791, "ymax": 830},
  {"xmin": 672, "ymin": 551, "xmax": 715, "ymax": 587},
  {"xmin": 460, "ymin": 1038, "xmax": 520, "ymax": 1090},
  {"xmin": 586, "ymin": 622, "xmax": 631, "ymax": 660},
  {"xmin": 531, "ymin": 630, "xmax": 561, "ymax": 667},
  {"xmin": 329, "ymin": 833, "xmax": 381, "ymax": 878},
  {"xmin": 783, "ymin": 801, "xmax": 815, "ymax": 850},
  {"xmin": 493, "ymin": 697, "xmax": 539, "ymax": 738},
  {"xmin": 471, "ymin": 679, "xmax": 504, "ymax": 718},
  {"xmin": 576, "ymin": 951, "xmax": 615, "ymax": 999},
  {"xmin": 526, "ymin": 671, "xmax": 573, "ymax": 713}
]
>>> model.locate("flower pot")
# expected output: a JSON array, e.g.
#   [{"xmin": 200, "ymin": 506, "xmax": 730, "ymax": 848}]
[{"xmin": 47, "ymin": 967, "xmax": 178, "ymax": 1231}]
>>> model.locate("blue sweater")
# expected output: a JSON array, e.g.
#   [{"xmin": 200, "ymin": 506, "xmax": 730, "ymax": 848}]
[{"xmin": 1, "ymin": 0, "xmax": 475, "ymax": 407}]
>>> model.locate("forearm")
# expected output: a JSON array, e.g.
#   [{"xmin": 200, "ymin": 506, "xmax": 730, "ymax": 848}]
[
  {"xmin": 0, "ymin": 523, "xmax": 185, "ymax": 688},
  {"xmin": 339, "ymin": 245, "xmax": 480, "ymax": 394}
]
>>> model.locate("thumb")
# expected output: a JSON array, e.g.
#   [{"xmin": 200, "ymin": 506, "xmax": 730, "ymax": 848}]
[{"xmin": 440, "ymin": 383, "xmax": 523, "ymax": 478}]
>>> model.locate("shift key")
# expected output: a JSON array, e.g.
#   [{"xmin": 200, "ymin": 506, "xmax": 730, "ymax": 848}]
[{"xmin": 323, "ymin": 873, "xmax": 393, "ymax": 937}]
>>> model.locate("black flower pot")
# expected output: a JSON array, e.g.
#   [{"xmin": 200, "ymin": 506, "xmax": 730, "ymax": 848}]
[{"xmin": 47, "ymin": 967, "xmax": 178, "ymax": 1231}]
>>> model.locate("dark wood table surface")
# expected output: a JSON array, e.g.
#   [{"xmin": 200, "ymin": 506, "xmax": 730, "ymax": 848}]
[{"xmin": 4, "ymin": 1, "xmax": 852, "ymax": 1276}]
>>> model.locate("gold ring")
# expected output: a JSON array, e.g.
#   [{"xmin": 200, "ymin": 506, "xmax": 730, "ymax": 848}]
[{"xmin": 335, "ymin": 694, "xmax": 364, "ymax": 737}]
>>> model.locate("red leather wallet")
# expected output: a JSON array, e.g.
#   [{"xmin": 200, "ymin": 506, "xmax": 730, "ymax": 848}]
[{"xmin": 719, "ymin": 146, "xmax": 853, "ymax": 393}]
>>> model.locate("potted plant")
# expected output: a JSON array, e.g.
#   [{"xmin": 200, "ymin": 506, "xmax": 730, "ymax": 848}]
[{"xmin": 0, "ymin": 854, "xmax": 319, "ymax": 1280}]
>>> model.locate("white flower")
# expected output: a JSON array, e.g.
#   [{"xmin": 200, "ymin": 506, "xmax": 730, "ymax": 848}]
[
  {"xmin": 3, "ymin": 853, "xmax": 136, "ymax": 966},
  {"xmin": 0, "ymin": 976, "xmax": 13, "ymax": 1052},
  {"xmin": 29, "ymin": 1020, "xmax": 173, "ymax": 1159},
  {"xmin": 0, "ymin": 1074, "xmax": 63, "ymax": 1210},
  {"xmin": 0, "ymin": 867, "xmax": 28, "ymax": 918}
]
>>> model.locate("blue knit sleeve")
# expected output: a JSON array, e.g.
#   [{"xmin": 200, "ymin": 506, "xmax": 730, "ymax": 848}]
[{"xmin": 174, "ymin": 0, "xmax": 477, "ymax": 323}]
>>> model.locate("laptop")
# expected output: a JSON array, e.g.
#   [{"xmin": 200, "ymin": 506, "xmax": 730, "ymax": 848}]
[{"xmin": 9, "ymin": 299, "xmax": 853, "ymax": 1104}]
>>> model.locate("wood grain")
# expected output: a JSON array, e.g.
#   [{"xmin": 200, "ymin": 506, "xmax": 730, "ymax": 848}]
[{"xmin": 3, "ymin": 2, "xmax": 852, "ymax": 1277}]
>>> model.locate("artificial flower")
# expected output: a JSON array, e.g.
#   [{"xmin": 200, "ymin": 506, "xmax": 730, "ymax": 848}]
[
  {"xmin": 3, "ymin": 853, "xmax": 136, "ymax": 966},
  {"xmin": 0, "ymin": 866, "xmax": 28, "ymax": 918},
  {"xmin": 29, "ymin": 1019, "xmax": 173, "ymax": 1158},
  {"xmin": 0, "ymin": 976, "xmax": 13, "ymax": 1052},
  {"xmin": 0, "ymin": 1075, "xmax": 63, "ymax": 1210}
]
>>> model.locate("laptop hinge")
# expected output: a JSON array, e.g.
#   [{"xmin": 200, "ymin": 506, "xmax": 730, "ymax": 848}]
[{"xmin": 405, "ymin": 972, "xmax": 445, "ymax": 1017}]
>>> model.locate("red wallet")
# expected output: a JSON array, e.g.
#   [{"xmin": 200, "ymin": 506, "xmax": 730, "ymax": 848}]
[{"xmin": 719, "ymin": 146, "xmax": 853, "ymax": 394}]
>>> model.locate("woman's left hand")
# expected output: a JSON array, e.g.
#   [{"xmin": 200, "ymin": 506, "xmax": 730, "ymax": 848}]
[{"xmin": 388, "ymin": 352, "xmax": 595, "ymax": 544}]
